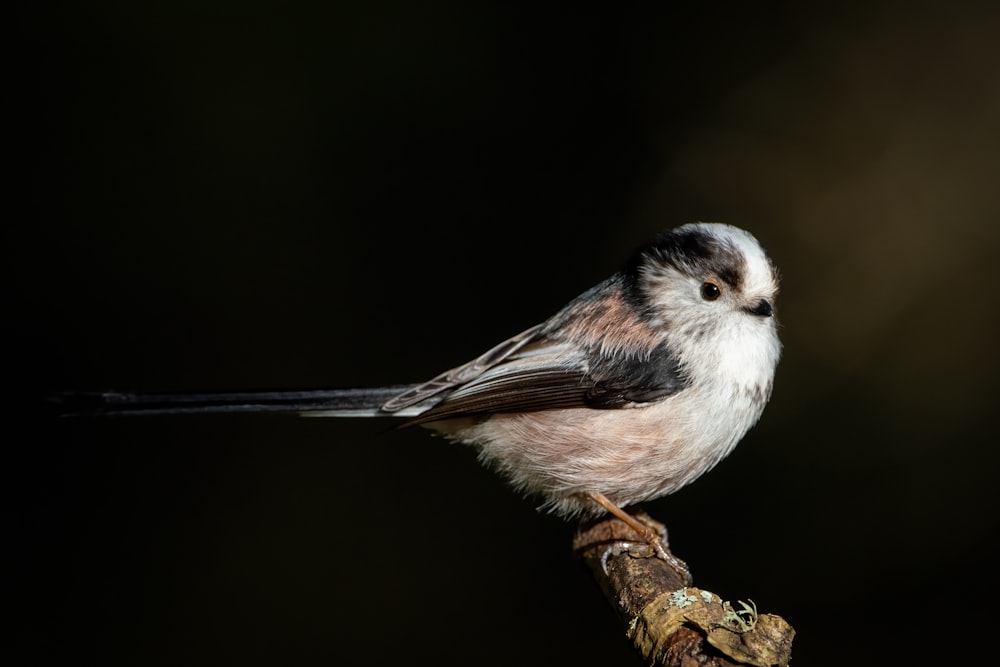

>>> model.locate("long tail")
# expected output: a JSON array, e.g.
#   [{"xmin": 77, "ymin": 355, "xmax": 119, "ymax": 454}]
[{"xmin": 52, "ymin": 385, "xmax": 419, "ymax": 418}]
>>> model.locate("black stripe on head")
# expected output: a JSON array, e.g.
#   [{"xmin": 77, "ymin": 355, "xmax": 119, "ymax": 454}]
[{"xmin": 624, "ymin": 226, "xmax": 747, "ymax": 290}]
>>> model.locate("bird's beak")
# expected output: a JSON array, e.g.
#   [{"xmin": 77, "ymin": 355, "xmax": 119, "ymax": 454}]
[{"xmin": 743, "ymin": 299, "xmax": 774, "ymax": 318}]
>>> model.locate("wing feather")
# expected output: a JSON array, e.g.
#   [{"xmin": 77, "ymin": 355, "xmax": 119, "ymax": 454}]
[
  {"xmin": 401, "ymin": 363, "xmax": 591, "ymax": 425},
  {"xmin": 403, "ymin": 338, "xmax": 689, "ymax": 425},
  {"xmin": 381, "ymin": 324, "xmax": 545, "ymax": 412},
  {"xmin": 385, "ymin": 277, "xmax": 690, "ymax": 425}
]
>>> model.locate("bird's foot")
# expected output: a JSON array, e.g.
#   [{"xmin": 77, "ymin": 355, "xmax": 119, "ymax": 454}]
[{"xmin": 584, "ymin": 491, "xmax": 693, "ymax": 585}]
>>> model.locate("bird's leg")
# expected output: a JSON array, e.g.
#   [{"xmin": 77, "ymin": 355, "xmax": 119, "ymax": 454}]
[
  {"xmin": 585, "ymin": 491, "xmax": 692, "ymax": 585},
  {"xmin": 585, "ymin": 491, "xmax": 667, "ymax": 545}
]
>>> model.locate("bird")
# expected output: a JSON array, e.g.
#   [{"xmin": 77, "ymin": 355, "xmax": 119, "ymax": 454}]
[{"xmin": 59, "ymin": 222, "xmax": 781, "ymax": 574}]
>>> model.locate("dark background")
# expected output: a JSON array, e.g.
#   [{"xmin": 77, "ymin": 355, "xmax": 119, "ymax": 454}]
[{"xmin": 9, "ymin": 2, "xmax": 999, "ymax": 665}]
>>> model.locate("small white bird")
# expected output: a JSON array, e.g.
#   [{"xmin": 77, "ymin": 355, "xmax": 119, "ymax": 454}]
[{"xmin": 68, "ymin": 223, "xmax": 781, "ymax": 570}]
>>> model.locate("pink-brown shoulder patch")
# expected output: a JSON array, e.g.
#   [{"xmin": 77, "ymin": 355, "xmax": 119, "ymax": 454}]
[{"xmin": 563, "ymin": 292, "xmax": 661, "ymax": 357}]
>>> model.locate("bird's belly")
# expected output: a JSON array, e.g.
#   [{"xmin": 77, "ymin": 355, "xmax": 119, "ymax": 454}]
[{"xmin": 438, "ymin": 392, "xmax": 756, "ymax": 517}]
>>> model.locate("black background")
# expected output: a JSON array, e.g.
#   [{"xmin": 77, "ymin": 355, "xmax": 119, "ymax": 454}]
[{"xmin": 9, "ymin": 2, "xmax": 1000, "ymax": 665}]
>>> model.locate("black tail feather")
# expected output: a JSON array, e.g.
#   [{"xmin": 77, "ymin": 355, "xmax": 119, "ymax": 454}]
[{"xmin": 51, "ymin": 385, "xmax": 417, "ymax": 417}]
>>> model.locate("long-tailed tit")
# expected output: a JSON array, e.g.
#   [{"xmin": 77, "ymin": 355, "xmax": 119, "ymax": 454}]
[{"xmin": 62, "ymin": 223, "xmax": 781, "ymax": 571}]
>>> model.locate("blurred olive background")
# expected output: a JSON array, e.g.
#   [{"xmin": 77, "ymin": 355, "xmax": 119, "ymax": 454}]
[{"xmin": 8, "ymin": 2, "xmax": 999, "ymax": 665}]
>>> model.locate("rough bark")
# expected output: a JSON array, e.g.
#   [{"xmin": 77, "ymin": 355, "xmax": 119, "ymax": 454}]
[{"xmin": 574, "ymin": 509, "xmax": 795, "ymax": 667}]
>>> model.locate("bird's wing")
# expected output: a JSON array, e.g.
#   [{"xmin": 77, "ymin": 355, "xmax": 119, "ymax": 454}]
[
  {"xmin": 383, "ymin": 277, "xmax": 690, "ymax": 422},
  {"xmin": 401, "ymin": 336, "xmax": 688, "ymax": 425}
]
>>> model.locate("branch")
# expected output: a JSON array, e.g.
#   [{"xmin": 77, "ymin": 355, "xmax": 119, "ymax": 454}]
[{"xmin": 573, "ymin": 509, "xmax": 795, "ymax": 667}]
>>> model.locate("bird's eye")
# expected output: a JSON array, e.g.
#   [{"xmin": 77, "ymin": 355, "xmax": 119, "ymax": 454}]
[{"xmin": 700, "ymin": 281, "xmax": 721, "ymax": 301}]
